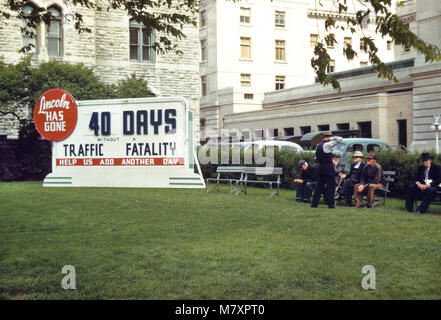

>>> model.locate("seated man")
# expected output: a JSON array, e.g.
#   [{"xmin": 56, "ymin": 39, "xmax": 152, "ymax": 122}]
[
  {"xmin": 354, "ymin": 153, "xmax": 385, "ymax": 208},
  {"xmin": 294, "ymin": 159, "xmax": 317, "ymax": 203},
  {"xmin": 405, "ymin": 153, "xmax": 441, "ymax": 214},
  {"xmin": 339, "ymin": 151, "xmax": 365, "ymax": 206},
  {"xmin": 332, "ymin": 150, "xmax": 346, "ymax": 192}
]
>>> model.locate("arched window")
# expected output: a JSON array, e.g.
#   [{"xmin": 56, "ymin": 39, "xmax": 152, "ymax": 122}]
[
  {"xmin": 47, "ymin": 6, "xmax": 63, "ymax": 57},
  {"xmin": 22, "ymin": 4, "xmax": 39, "ymax": 54},
  {"xmin": 129, "ymin": 19, "xmax": 155, "ymax": 62}
]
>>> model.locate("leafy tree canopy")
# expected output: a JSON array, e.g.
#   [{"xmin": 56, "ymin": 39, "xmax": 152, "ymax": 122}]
[
  {"xmin": 1, "ymin": 0, "xmax": 441, "ymax": 91},
  {"xmin": 0, "ymin": 58, "xmax": 154, "ymax": 123}
]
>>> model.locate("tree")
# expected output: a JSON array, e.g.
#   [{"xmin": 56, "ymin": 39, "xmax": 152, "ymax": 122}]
[
  {"xmin": 2, "ymin": 0, "xmax": 441, "ymax": 91},
  {"xmin": 0, "ymin": 0, "xmax": 198, "ymax": 55},
  {"xmin": 308, "ymin": 0, "xmax": 441, "ymax": 91},
  {"xmin": 0, "ymin": 58, "xmax": 154, "ymax": 125}
]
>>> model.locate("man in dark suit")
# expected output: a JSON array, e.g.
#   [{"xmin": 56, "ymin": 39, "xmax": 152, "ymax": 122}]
[
  {"xmin": 294, "ymin": 160, "xmax": 317, "ymax": 203},
  {"xmin": 338, "ymin": 151, "xmax": 365, "ymax": 206},
  {"xmin": 405, "ymin": 153, "xmax": 441, "ymax": 214},
  {"xmin": 311, "ymin": 133, "xmax": 343, "ymax": 209}
]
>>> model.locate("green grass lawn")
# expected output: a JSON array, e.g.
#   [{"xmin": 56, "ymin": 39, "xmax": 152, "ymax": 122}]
[{"xmin": 1, "ymin": 181, "xmax": 441, "ymax": 300}]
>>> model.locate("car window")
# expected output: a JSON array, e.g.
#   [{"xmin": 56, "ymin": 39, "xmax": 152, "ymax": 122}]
[
  {"xmin": 280, "ymin": 146, "xmax": 299, "ymax": 152},
  {"xmin": 347, "ymin": 144, "xmax": 363, "ymax": 153},
  {"xmin": 333, "ymin": 143, "xmax": 347, "ymax": 153},
  {"xmin": 381, "ymin": 144, "xmax": 391, "ymax": 151},
  {"xmin": 367, "ymin": 144, "xmax": 380, "ymax": 152}
]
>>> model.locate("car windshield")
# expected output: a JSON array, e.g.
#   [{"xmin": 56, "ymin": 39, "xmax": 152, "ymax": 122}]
[{"xmin": 332, "ymin": 143, "xmax": 347, "ymax": 153}]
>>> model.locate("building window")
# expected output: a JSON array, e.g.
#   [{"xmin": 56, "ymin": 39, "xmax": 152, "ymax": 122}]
[
  {"xmin": 397, "ymin": 119, "xmax": 407, "ymax": 148},
  {"xmin": 275, "ymin": 40, "xmax": 286, "ymax": 61},
  {"xmin": 200, "ymin": 118, "xmax": 206, "ymax": 130},
  {"xmin": 310, "ymin": 34, "xmax": 318, "ymax": 47},
  {"xmin": 244, "ymin": 93, "xmax": 254, "ymax": 100},
  {"xmin": 326, "ymin": 34, "xmax": 335, "ymax": 48},
  {"xmin": 318, "ymin": 124, "xmax": 330, "ymax": 131},
  {"xmin": 275, "ymin": 11, "xmax": 285, "ymax": 27},
  {"xmin": 360, "ymin": 61, "xmax": 368, "ymax": 67},
  {"xmin": 358, "ymin": 121, "xmax": 372, "ymax": 138},
  {"xmin": 200, "ymin": 39, "xmax": 207, "ymax": 61},
  {"xmin": 200, "ymin": 10, "xmax": 207, "ymax": 28},
  {"xmin": 360, "ymin": 38, "xmax": 367, "ymax": 52},
  {"xmin": 387, "ymin": 40, "xmax": 392, "ymax": 50},
  {"xmin": 300, "ymin": 126, "xmax": 311, "ymax": 135},
  {"xmin": 404, "ymin": 24, "xmax": 411, "ymax": 52},
  {"xmin": 337, "ymin": 123, "xmax": 350, "ymax": 130},
  {"xmin": 284, "ymin": 127, "xmax": 294, "ymax": 136},
  {"xmin": 201, "ymin": 75, "xmax": 207, "ymax": 96},
  {"xmin": 240, "ymin": 7, "xmax": 251, "ymax": 24},
  {"xmin": 241, "ymin": 74, "xmax": 251, "ymax": 87},
  {"xmin": 47, "ymin": 6, "xmax": 62, "ymax": 57},
  {"xmin": 327, "ymin": 60, "xmax": 335, "ymax": 73},
  {"xmin": 275, "ymin": 75, "xmax": 285, "ymax": 90},
  {"xmin": 254, "ymin": 129, "xmax": 264, "ymax": 140},
  {"xmin": 130, "ymin": 19, "xmax": 155, "ymax": 62},
  {"xmin": 242, "ymin": 130, "xmax": 250, "ymax": 141},
  {"xmin": 240, "ymin": 37, "xmax": 251, "ymax": 59},
  {"xmin": 344, "ymin": 37, "xmax": 352, "ymax": 49},
  {"xmin": 22, "ymin": 4, "xmax": 39, "ymax": 54}
]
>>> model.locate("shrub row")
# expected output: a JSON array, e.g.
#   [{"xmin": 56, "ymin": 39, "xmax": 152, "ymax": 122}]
[{"xmin": 198, "ymin": 147, "xmax": 441, "ymax": 198}]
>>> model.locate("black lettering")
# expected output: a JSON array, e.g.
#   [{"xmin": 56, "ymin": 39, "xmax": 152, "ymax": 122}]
[
  {"xmin": 123, "ymin": 111, "xmax": 134, "ymax": 135},
  {"xmin": 136, "ymin": 110, "xmax": 148, "ymax": 135},
  {"xmin": 164, "ymin": 109, "xmax": 176, "ymax": 133},
  {"xmin": 70, "ymin": 145, "xmax": 76, "ymax": 157},
  {"xmin": 150, "ymin": 110, "xmax": 162, "ymax": 134},
  {"xmin": 78, "ymin": 144, "xmax": 84, "ymax": 157}
]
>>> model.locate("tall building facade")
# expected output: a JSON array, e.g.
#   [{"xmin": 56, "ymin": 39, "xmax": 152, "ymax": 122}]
[
  {"xmin": 199, "ymin": 0, "xmax": 396, "ymax": 140},
  {"xmin": 0, "ymin": 0, "xmax": 200, "ymax": 140}
]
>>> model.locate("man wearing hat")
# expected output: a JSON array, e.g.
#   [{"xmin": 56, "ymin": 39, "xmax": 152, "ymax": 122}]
[
  {"xmin": 405, "ymin": 153, "xmax": 441, "ymax": 214},
  {"xmin": 294, "ymin": 160, "xmax": 318, "ymax": 203},
  {"xmin": 311, "ymin": 133, "xmax": 343, "ymax": 208},
  {"xmin": 354, "ymin": 153, "xmax": 385, "ymax": 208},
  {"xmin": 338, "ymin": 151, "xmax": 365, "ymax": 206},
  {"xmin": 332, "ymin": 150, "xmax": 346, "ymax": 186}
]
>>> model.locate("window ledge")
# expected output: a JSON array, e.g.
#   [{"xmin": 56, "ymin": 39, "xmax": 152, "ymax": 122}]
[
  {"xmin": 274, "ymin": 60, "xmax": 287, "ymax": 64},
  {"xmin": 239, "ymin": 58, "xmax": 253, "ymax": 62}
]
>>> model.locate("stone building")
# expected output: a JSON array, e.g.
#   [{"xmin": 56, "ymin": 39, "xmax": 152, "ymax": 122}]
[
  {"xmin": 201, "ymin": 0, "xmax": 441, "ymax": 152},
  {"xmin": 199, "ymin": 0, "xmax": 397, "ymax": 139},
  {"xmin": 0, "ymin": 0, "xmax": 200, "ymax": 140}
]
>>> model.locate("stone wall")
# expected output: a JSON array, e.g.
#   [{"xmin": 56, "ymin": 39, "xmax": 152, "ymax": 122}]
[{"xmin": 0, "ymin": 0, "xmax": 200, "ymax": 141}]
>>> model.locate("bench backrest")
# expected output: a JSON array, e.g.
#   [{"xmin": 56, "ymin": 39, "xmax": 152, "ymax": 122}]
[
  {"xmin": 383, "ymin": 171, "xmax": 395, "ymax": 183},
  {"xmin": 216, "ymin": 166, "xmax": 245, "ymax": 173},
  {"xmin": 243, "ymin": 167, "xmax": 283, "ymax": 175}
]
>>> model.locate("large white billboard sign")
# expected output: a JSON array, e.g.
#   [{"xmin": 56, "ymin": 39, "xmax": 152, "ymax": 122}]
[{"xmin": 35, "ymin": 91, "xmax": 204, "ymax": 188}]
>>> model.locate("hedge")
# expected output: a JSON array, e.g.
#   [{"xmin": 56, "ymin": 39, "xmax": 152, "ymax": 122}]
[{"xmin": 198, "ymin": 147, "xmax": 441, "ymax": 199}]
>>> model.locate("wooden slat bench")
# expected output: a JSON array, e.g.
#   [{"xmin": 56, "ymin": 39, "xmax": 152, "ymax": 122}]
[
  {"xmin": 206, "ymin": 166, "xmax": 245, "ymax": 193},
  {"xmin": 237, "ymin": 167, "xmax": 283, "ymax": 197},
  {"xmin": 372, "ymin": 170, "xmax": 395, "ymax": 208}
]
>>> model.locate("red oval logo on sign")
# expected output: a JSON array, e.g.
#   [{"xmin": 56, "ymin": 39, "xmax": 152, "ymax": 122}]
[{"xmin": 34, "ymin": 88, "xmax": 78, "ymax": 142}]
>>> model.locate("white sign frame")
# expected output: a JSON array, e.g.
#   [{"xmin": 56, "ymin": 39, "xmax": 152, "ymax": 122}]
[{"xmin": 42, "ymin": 97, "xmax": 205, "ymax": 188}]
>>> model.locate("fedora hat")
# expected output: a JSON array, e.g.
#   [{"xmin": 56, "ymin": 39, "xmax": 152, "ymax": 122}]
[
  {"xmin": 297, "ymin": 159, "xmax": 306, "ymax": 168},
  {"xmin": 332, "ymin": 150, "xmax": 342, "ymax": 158},
  {"xmin": 366, "ymin": 153, "xmax": 377, "ymax": 160},
  {"xmin": 352, "ymin": 151, "xmax": 364, "ymax": 158},
  {"xmin": 421, "ymin": 153, "xmax": 433, "ymax": 161}
]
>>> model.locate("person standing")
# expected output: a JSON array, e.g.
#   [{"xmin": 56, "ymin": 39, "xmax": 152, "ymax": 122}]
[
  {"xmin": 311, "ymin": 133, "xmax": 343, "ymax": 209},
  {"xmin": 405, "ymin": 153, "xmax": 441, "ymax": 214},
  {"xmin": 339, "ymin": 151, "xmax": 365, "ymax": 206},
  {"xmin": 294, "ymin": 160, "xmax": 318, "ymax": 203},
  {"xmin": 354, "ymin": 153, "xmax": 385, "ymax": 208}
]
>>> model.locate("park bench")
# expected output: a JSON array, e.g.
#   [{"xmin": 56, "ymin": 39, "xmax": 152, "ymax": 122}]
[
  {"xmin": 206, "ymin": 166, "xmax": 245, "ymax": 193},
  {"xmin": 372, "ymin": 170, "xmax": 395, "ymax": 208},
  {"xmin": 237, "ymin": 167, "xmax": 283, "ymax": 197}
]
